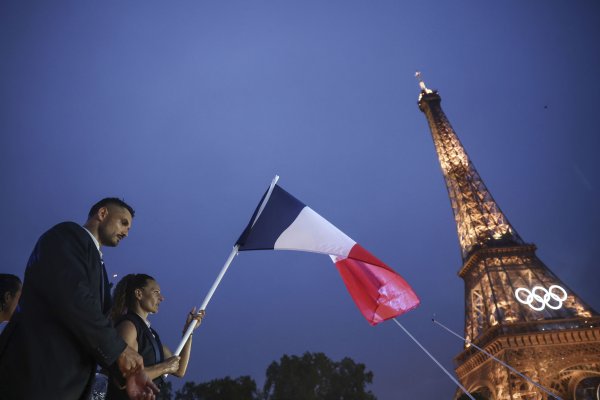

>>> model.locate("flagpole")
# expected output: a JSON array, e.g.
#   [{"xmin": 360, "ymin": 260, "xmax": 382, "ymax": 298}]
[
  {"xmin": 172, "ymin": 245, "xmax": 237, "ymax": 356},
  {"xmin": 173, "ymin": 175, "xmax": 280, "ymax": 356},
  {"xmin": 392, "ymin": 318, "xmax": 475, "ymax": 400},
  {"xmin": 432, "ymin": 318, "xmax": 563, "ymax": 400},
  {"xmin": 251, "ymin": 175, "xmax": 279, "ymax": 229}
]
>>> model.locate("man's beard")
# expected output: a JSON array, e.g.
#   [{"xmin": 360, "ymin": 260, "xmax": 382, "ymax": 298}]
[{"xmin": 98, "ymin": 228, "xmax": 118, "ymax": 247}]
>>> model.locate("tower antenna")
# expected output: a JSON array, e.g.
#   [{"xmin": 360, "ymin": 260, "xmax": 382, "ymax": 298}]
[{"xmin": 415, "ymin": 71, "xmax": 432, "ymax": 93}]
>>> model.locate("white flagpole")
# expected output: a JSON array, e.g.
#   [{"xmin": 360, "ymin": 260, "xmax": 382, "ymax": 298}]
[
  {"xmin": 173, "ymin": 175, "xmax": 280, "ymax": 356},
  {"xmin": 173, "ymin": 245, "xmax": 238, "ymax": 356},
  {"xmin": 432, "ymin": 318, "xmax": 563, "ymax": 400},
  {"xmin": 251, "ymin": 175, "xmax": 279, "ymax": 229},
  {"xmin": 392, "ymin": 318, "xmax": 475, "ymax": 400}
]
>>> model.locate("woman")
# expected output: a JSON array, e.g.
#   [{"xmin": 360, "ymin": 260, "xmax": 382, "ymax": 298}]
[
  {"xmin": 0, "ymin": 274, "xmax": 22, "ymax": 331},
  {"xmin": 106, "ymin": 274, "xmax": 204, "ymax": 399}
]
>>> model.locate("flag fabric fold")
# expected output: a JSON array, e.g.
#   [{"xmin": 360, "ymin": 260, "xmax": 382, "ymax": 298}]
[{"xmin": 236, "ymin": 184, "xmax": 420, "ymax": 325}]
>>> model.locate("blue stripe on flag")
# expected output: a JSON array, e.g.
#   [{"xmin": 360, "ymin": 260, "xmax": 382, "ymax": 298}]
[{"xmin": 237, "ymin": 185, "xmax": 305, "ymax": 250}]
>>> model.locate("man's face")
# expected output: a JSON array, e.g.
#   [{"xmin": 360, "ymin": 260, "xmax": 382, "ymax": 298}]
[{"xmin": 97, "ymin": 205, "xmax": 133, "ymax": 247}]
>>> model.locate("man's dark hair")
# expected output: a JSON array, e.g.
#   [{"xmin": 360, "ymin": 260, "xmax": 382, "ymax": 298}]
[
  {"xmin": 88, "ymin": 198, "xmax": 135, "ymax": 218},
  {"xmin": 0, "ymin": 274, "xmax": 21, "ymax": 311}
]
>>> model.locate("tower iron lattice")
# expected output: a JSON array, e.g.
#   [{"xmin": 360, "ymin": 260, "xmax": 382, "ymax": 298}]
[{"xmin": 416, "ymin": 74, "xmax": 600, "ymax": 400}]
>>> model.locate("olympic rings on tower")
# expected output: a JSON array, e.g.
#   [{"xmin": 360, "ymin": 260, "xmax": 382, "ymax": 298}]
[{"xmin": 514, "ymin": 285, "xmax": 567, "ymax": 311}]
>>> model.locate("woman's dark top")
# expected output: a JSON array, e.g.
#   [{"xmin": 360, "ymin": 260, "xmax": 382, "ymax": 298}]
[{"xmin": 106, "ymin": 312, "xmax": 165, "ymax": 400}]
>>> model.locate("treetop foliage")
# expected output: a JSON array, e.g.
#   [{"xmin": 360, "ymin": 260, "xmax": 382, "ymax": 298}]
[{"xmin": 170, "ymin": 351, "xmax": 377, "ymax": 400}]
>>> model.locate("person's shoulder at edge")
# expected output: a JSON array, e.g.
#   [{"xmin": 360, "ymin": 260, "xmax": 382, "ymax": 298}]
[{"xmin": 40, "ymin": 221, "xmax": 89, "ymax": 240}]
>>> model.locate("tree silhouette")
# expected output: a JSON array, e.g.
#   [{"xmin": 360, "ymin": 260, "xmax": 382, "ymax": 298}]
[
  {"xmin": 263, "ymin": 352, "xmax": 376, "ymax": 400},
  {"xmin": 161, "ymin": 352, "xmax": 376, "ymax": 400},
  {"xmin": 157, "ymin": 381, "xmax": 173, "ymax": 400},
  {"xmin": 174, "ymin": 375, "xmax": 259, "ymax": 400}
]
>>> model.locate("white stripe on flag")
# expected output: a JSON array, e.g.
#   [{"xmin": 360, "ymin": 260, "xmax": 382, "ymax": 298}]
[{"xmin": 274, "ymin": 207, "xmax": 356, "ymax": 257}]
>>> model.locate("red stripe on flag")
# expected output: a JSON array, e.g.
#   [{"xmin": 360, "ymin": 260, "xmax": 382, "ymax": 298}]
[
  {"xmin": 347, "ymin": 243, "xmax": 394, "ymax": 271},
  {"xmin": 335, "ymin": 244, "xmax": 420, "ymax": 325}
]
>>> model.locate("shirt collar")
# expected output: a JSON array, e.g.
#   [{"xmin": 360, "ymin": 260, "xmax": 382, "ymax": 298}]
[{"xmin": 82, "ymin": 226, "xmax": 102, "ymax": 258}]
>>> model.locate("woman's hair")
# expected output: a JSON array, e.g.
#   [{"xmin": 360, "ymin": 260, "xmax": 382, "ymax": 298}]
[
  {"xmin": 110, "ymin": 273, "xmax": 155, "ymax": 321},
  {"xmin": 0, "ymin": 274, "xmax": 21, "ymax": 312}
]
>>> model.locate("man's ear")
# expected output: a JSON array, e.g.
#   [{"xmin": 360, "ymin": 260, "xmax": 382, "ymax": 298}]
[
  {"xmin": 134, "ymin": 288, "xmax": 143, "ymax": 300},
  {"xmin": 98, "ymin": 206, "xmax": 109, "ymax": 221}
]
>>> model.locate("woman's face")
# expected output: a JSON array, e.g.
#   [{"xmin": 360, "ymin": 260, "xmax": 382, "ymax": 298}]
[{"xmin": 137, "ymin": 280, "xmax": 164, "ymax": 314}]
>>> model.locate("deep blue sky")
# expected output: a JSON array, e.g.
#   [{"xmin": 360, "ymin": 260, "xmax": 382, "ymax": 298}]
[{"xmin": 1, "ymin": 1, "xmax": 599, "ymax": 398}]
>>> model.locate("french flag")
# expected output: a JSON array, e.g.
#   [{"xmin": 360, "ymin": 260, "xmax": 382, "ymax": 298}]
[{"xmin": 236, "ymin": 184, "xmax": 420, "ymax": 325}]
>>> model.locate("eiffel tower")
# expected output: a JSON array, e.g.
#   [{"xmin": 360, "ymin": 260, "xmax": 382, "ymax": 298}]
[{"xmin": 416, "ymin": 73, "xmax": 600, "ymax": 400}]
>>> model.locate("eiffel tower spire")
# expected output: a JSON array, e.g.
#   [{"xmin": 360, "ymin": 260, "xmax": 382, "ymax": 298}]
[
  {"xmin": 416, "ymin": 72, "xmax": 524, "ymax": 261},
  {"xmin": 416, "ymin": 75, "xmax": 600, "ymax": 399}
]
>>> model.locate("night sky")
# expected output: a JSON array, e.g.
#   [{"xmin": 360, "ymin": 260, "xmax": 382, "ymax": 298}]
[{"xmin": 1, "ymin": 1, "xmax": 599, "ymax": 398}]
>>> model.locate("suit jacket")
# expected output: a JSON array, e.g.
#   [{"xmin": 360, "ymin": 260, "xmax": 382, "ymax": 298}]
[{"xmin": 0, "ymin": 222, "xmax": 127, "ymax": 400}]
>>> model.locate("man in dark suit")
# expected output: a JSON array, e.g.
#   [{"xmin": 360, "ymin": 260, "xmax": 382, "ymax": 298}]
[{"xmin": 0, "ymin": 198, "xmax": 158, "ymax": 400}]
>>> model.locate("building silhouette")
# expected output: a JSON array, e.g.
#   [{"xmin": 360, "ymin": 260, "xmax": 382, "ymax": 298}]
[{"xmin": 416, "ymin": 74, "xmax": 600, "ymax": 400}]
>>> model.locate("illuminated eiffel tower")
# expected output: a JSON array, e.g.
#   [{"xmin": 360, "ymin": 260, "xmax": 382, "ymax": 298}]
[{"xmin": 416, "ymin": 73, "xmax": 600, "ymax": 400}]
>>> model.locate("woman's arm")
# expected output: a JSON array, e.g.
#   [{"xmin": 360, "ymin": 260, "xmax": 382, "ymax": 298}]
[
  {"xmin": 163, "ymin": 308, "xmax": 205, "ymax": 377},
  {"xmin": 116, "ymin": 320, "xmax": 139, "ymax": 353},
  {"xmin": 143, "ymin": 356, "xmax": 180, "ymax": 380},
  {"xmin": 168, "ymin": 334, "xmax": 192, "ymax": 378}
]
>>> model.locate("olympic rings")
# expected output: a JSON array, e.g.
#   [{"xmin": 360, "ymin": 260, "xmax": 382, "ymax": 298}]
[{"xmin": 514, "ymin": 285, "xmax": 568, "ymax": 311}]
